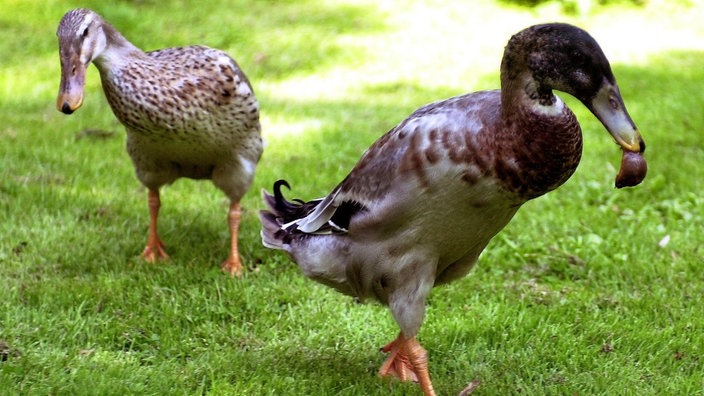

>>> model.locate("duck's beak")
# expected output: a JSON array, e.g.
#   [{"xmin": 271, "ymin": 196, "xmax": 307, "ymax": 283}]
[
  {"xmin": 56, "ymin": 53, "xmax": 86, "ymax": 115},
  {"xmin": 589, "ymin": 80, "xmax": 645, "ymax": 154}
]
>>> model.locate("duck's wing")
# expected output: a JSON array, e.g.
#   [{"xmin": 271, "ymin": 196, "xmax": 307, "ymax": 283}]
[
  {"xmin": 287, "ymin": 92, "xmax": 500, "ymax": 234},
  {"xmin": 146, "ymin": 45, "xmax": 256, "ymax": 100}
]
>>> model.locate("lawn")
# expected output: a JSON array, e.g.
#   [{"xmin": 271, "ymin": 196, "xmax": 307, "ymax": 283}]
[{"xmin": 1, "ymin": 0, "xmax": 703, "ymax": 395}]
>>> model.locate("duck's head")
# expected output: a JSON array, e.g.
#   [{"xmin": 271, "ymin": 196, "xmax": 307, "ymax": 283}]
[
  {"xmin": 501, "ymin": 23, "xmax": 645, "ymax": 155},
  {"xmin": 56, "ymin": 8, "xmax": 108, "ymax": 114}
]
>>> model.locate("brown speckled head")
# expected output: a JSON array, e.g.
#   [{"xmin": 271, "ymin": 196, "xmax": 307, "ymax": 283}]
[{"xmin": 56, "ymin": 9, "xmax": 96, "ymax": 113}]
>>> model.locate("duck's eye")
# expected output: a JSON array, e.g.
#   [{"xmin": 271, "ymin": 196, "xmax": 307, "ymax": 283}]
[
  {"xmin": 81, "ymin": 28, "xmax": 89, "ymax": 38},
  {"xmin": 609, "ymin": 95, "xmax": 619, "ymax": 110}
]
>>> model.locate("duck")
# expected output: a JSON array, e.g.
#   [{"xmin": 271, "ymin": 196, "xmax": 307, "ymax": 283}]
[
  {"xmin": 260, "ymin": 23, "xmax": 646, "ymax": 395},
  {"xmin": 56, "ymin": 8, "xmax": 262, "ymax": 276}
]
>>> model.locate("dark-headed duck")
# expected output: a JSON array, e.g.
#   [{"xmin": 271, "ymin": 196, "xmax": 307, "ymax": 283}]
[{"xmin": 260, "ymin": 23, "xmax": 646, "ymax": 395}]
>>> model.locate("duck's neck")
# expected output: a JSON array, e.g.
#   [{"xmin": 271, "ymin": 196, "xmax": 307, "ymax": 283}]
[
  {"xmin": 500, "ymin": 70, "xmax": 560, "ymax": 114},
  {"xmin": 495, "ymin": 73, "xmax": 583, "ymax": 200},
  {"xmin": 92, "ymin": 21, "xmax": 144, "ymax": 71}
]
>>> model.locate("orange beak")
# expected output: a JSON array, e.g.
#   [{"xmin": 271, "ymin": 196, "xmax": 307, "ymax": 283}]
[{"xmin": 56, "ymin": 53, "xmax": 86, "ymax": 114}]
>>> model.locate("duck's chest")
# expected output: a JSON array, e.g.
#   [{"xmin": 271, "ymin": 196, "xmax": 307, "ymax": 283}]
[{"xmin": 492, "ymin": 107, "xmax": 583, "ymax": 200}]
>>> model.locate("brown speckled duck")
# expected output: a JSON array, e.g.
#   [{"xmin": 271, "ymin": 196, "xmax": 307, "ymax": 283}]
[
  {"xmin": 260, "ymin": 23, "xmax": 646, "ymax": 395},
  {"xmin": 56, "ymin": 8, "xmax": 262, "ymax": 276}
]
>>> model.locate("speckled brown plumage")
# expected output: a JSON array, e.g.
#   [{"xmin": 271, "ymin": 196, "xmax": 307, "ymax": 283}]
[
  {"xmin": 260, "ymin": 23, "xmax": 645, "ymax": 395},
  {"xmin": 56, "ymin": 8, "xmax": 262, "ymax": 276}
]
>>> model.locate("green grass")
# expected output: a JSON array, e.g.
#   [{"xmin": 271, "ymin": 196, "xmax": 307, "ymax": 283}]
[{"xmin": 2, "ymin": 0, "xmax": 704, "ymax": 394}]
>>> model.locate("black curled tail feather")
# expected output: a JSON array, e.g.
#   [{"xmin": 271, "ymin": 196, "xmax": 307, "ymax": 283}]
[
  {"xmin": 260, "ymin": 179, "xmax": 323, "ymax": 249},
  {"xmin": 265, "ymin": 179, "xmax": 322, "ymax": 224},
  {"xmin": 272, "ymin": 180, "xmax": 293, "ymax": 212}
]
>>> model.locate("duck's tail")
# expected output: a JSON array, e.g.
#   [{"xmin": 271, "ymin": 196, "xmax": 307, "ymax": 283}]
[
  {"xmin": 259, "ymin": 180, "xmax": 320, "ymax": 250},
  {"xmin": 259, "ymin": 210, "xmax": 285, "ymax": 250}
]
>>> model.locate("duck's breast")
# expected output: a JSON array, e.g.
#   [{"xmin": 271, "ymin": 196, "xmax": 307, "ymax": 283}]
[{"xmin": 493, "ymin": 97, "xmax": 583, "ymax": 199}]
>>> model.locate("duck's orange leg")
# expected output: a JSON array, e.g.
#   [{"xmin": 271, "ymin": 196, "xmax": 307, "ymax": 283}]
[
  {"xmin": 221, "ymin": 202, "xmax": 243, "ymax": 277},
  {"xmin": 141, "ymin": 188, "xmax": 169, "ymax": 262},
  {"xmin": 379, "ymin": 333, "xmax": 436, "ymax": 396}
]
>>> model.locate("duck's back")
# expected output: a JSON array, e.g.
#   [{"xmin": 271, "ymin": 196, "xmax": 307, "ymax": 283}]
[
  {"xmin": 340, "ymin": 90, "xmax": 582, "ymax": 213},
  {"xmin": 99, "ymin": 45, "xmax": 261, "ymax": 170}
]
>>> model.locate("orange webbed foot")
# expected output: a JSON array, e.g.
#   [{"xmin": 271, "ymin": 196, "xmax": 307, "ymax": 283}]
[
  {"xmin": 221, "ymin": 256, "xmax": 243, "ymax": 277},
  {"xmin": 378, "ymin": 334, "xmax": 436, "ymax": 396},
  {"xmin": 141, "ymin": 239, "xmax": 168, "ymax": 263},
  {"xmin": 379, "ymin": 337, "xmax": 419, "ymax": 382}
]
